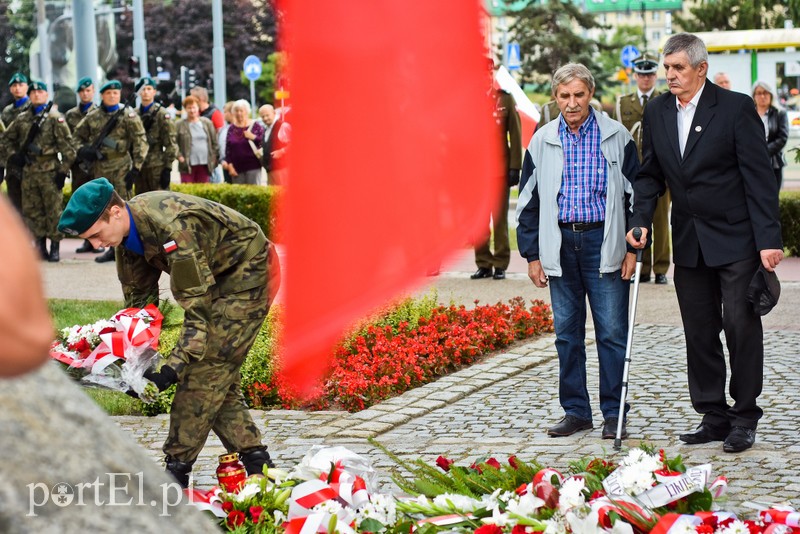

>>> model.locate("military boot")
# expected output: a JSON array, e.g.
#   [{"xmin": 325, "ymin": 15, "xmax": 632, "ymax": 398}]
[
  {"xmin": 36, "ymin": 238, "xmax": 48, "ymax": 260},
  {"xmin": 239, "ymin": 447, "xmax": 275, "ymax": 476},
  {"xmin": 48, "ymin": 241, "xmax": 60, "ymax": 263},
  {"xmin": 95, "ymin": 246, "xmax": 116, "ymax": 263},
  {"xmin": 76, "ymin": 239, "xmax": 104, "ymax": 253},
  {"xmin": 164, "ymin": 456, "xmax": 194, "ymax": 488}
]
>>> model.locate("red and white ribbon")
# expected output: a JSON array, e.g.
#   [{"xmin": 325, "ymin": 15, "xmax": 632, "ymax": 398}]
[
  {"xmin": 762, "ymin": 509, "xmax": 800, "ymax": 528},
  {"xmin": 50, "ymin": 304, "xmax": 163, "ymax": 372},
  {"xmin": 184, "ymin": 487, "xmax": 225, "ymax": 518},
  {"xmin": 651, "ymin": 513, "xmax": 703, "ymax": 534}
]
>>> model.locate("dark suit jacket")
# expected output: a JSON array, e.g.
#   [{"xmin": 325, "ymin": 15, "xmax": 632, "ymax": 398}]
[{"xmin": 631, "ymin": 80, "xmax": 782, "ymax": 268}]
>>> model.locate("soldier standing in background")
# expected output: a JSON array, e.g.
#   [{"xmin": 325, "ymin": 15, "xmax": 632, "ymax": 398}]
[
  {"xmin": 471, "ymin": 63, "xmax": 522, "ymax": 281},
  {"xmin": 0, "ymin": 81, "xmax": 75, "ymax": 262},
  {"xmin": 136, "ymin": 77, "xmax": 177, "ymax": 195},
  {"xmin": 72, "ymin": 80, "xmax": 148, "ymax": 263},
  {"xmin": 65, "ymin": 77, "xmax": 103, "ymax": 254},
  {"xmin": 59, "ymin": 178, "xmax": 281, "ymax": 488},
  {"xmin": 612, "ymin": 53, "xmax": 670, "ymax": 284},
  {"xmin": 1, "ymin": 73, "xmax": 33, "ymax": 214}
]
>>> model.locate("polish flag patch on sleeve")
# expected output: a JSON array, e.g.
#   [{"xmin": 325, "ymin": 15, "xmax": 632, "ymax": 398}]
[{"xmin": 163, "ymin": 240, "xmax": 178, "ymax": 253}]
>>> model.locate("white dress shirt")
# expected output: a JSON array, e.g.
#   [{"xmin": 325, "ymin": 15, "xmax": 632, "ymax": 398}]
[{"xmin": 676, "ymin": 83, "xmax": 705, "ymax": 157}]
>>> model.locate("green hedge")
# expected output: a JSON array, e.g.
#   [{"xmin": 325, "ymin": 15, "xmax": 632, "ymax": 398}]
[
  {"xmin": 62, "ymin": 183, "xmax": 282, "ymax": 241},
  {"xmin": 781, "ymin": 191, "xmax": 800, "ymax": 257}
]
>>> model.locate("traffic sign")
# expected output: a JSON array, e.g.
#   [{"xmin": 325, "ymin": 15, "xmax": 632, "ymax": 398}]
[
  {"xmin": 243, "ymin": 55, "xmax": 262, "ymax": 81},
  {"xmin": 507, "ymin": 43, "xmax": 521, "ymax": 71},
  {"xmin": 620, "ymin": 45, "xmax": 640, "ymax": 69}
]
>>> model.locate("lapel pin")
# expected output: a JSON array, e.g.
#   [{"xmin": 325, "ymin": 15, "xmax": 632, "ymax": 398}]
[{"xmin": 695, "ymin": 125, "xmax": 702, "ymax": 132}]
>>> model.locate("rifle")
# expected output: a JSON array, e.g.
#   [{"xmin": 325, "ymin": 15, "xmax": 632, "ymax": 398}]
[
  {"xmin": 78, "ymin": 79, "xmax": 146, "ymax": 174},
  {"xmin": 7, "ymin": 101, "xmax": 54, "ymax": 171}
]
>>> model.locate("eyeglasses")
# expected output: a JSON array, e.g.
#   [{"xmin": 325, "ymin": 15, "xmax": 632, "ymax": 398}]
[{"xmin": 753, "ymin": 91, "xmax": 771, "ymax": 97}]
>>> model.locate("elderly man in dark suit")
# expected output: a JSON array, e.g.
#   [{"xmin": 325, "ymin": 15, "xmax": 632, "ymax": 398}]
[{"xmin": 628, "ymin": 33, "xmax": 783, "ymax": 453}]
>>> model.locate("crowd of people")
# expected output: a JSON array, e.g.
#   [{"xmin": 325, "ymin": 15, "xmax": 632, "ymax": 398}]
[{"xmin": 0, "ymin": 75, "xmax": 290, "ymax": 264}]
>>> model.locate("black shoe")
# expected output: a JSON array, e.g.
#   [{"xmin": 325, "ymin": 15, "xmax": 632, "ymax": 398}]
[
  {"xmin": 36, "ymin": 238, "xmax": 48, "ymax": 260},
  {"xmin": 655, "ymin": 273, "xmax": 668, "ymax": 285},
  {"xmin": 470, "ymin": 267, "xmax": 493, "ymax": 279},
  {"xmin": 95, "ymin": 247, "xmax": 116, "ymax": 263},
  {"xmin": 239, "ymin": 446, "xmax": 275, "ymax": 476},
  {"xmin": 493, "ymin": 268, "xmax": 506, "ymax": 280},
  {"xmin": 48, "ymin": 241, "xmax": 60, "ymax": 263},
  {"xmin": 723, "ymin": 426, "xmax": 756, "ymax": 453},
  {"xmin": 679, "ymin": 423, "xmax": 730, "ymax": 444},
  {"xmin": 76, "ymin": 239, "xmax": 104, "ymax": 253},
  {"xmin": 631, "ymin": 274, "xmax": 651, "ymax": 284},
  {"xmin": 164, "ymin": 456, "xmax": 194, "ymax": 488},
  {"xmin": 547, "ymin": 415, "xmax": 593, "ymax": 437},
  {"xmin": 601, "ymin": 418, "xmax": 627, "ymax": 439}
]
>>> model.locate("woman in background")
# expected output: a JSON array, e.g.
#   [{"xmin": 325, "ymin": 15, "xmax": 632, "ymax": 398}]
[
  {"xmin": 175, "ymin": 95, "xmax": 219, "ymax": 183},
  {"xmin": 221, "ymin": 99, "xmax": 265, "ymax": 185},
  {"xmin": 752, "ymin": 80, "xmax": 789, "ymax": 189}
]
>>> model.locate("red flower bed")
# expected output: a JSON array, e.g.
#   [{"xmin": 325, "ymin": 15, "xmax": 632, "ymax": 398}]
[{"xmin": 271, "ymin": 297, "xmax": 553, "ymax": 412}]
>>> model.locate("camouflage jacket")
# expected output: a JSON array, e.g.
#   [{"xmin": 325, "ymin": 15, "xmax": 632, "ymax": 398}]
[
  {"xmin": 71, "ymin": 104, "xmax": 148, "ymax": 170},
  {"xmin": 138, "ymin": 103, "xmax": 178, "ymax": 169},
  {"xmin": 117, "ymin": 192, "xmax": 270, "ymax": 369},
  {"xmin": 65, "ymin": 103, "xmax": 97, "ymax": 133},
  {"xmin": 0, "ymin": 106, "xmax": 75, "ymax": 173},
  {"xmin": 1, "ymin": 99, "xmax": 31, "ymax": 128}
]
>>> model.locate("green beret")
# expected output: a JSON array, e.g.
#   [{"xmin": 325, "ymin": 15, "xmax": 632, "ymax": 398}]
[
  {"xmin": 8, "ymin": 72, "xmax": 28, "ymax": 86},
  {"xmin": 27, "ymin": 80, "xmax": 47, "ymax": 93},
  {"xmin": 58, "ymin": 178, "xmax": 115, "ymax": 236},
  {"xmin": 139, "ymin": 76, "xmax": 157, "ymax": 88},
  {"xmin": 76, "ymin": 77, "xmax": 94, "ymax": 92},
  {"xmin": 99, "ymin": 80, "xmax": 122, "ymax": 93}
]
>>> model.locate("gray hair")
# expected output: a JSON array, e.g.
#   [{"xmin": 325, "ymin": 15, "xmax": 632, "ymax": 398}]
[
  {"xmin": 663, "ymin": 33, "xmax": 708, "ymax": 67},
  {"xmin": 551, "ymin": 63, "xmax": 595, "ymax": 97},
  {"xmin": 232, "ymin": 99, "xmax": 251, "ymax": 114},
  {"xmin": 751, "ymin": 80, "xmax": 777, "ymax": 107}
]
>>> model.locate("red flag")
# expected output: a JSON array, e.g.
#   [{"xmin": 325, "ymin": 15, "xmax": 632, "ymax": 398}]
[{"xmin": 278, "ymin": 1, "xmax": 501, "ymax": 393}]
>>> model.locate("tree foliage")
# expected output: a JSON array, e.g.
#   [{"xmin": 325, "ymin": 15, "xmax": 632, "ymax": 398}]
[
  {"xmin": 0, "ymin": 1, "xmax": 37, "ymax": 109},
  {"xmin": 596, "ymin": 25, "xmax": 645, "ymax": 90},
  {"xmin": 110, "ymin": 0, "xmax": 278, "ymax": 104},
  {"xmin": 674, "ymin": 0, "xmax": 800, "ymax": 32},
  {"xmin": 507, "ymin": 0, "xmax": 611, "ymax": 93}
]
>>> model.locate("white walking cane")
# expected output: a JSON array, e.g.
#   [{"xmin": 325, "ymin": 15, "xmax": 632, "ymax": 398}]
[{"xmin": 614, "ymin": 227, "xmax": 643, "ymax": 450}]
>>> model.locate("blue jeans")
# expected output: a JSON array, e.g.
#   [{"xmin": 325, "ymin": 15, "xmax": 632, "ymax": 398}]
[{"xmin": 549, "ymin": 226, "xmax": 629, "ymax": 422}]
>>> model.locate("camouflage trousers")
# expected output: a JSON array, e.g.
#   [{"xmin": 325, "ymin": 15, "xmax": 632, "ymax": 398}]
[
  {"xmin": 164, "ymin": 284, "xmax": 270, "ymax": 463},
  {"xmin": 5, "ymin": 166, "xmax": 23, "ymax": 214},
  {"xmin": 135, "ymin": 165, "xmax": 168, "ymax": 196},
  {"xmin": 22, "ymin": 170, "xmax": 63, "ymax": 241},
  {"xmin": 92, "ymin": 157, "xmax": 132, "ymax": 201},
  {"xmin": 70, "ymin": 162, "xmax": 93, "ymax": 192}
]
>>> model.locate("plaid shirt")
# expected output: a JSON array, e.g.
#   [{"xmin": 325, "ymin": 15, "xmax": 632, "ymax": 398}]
[{"xmin": 557, "ymin": 109, "xmax": 607, "ymax": 223}]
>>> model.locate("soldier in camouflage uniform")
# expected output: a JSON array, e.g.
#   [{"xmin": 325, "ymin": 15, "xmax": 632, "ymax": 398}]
[
  {"xmin": 65, "ymin": 77, "xmax": 104, "ymax": 254},
  {"xmin": 72, "ymin": 80, "xmax": 148, "ymax": 263},
  {"xmin": 58, "ymin": 178, "xmax": 281, "ymax": 487},
  {"xmin": 1, "ymin": 72, "xmax": 33, "ymax": 214},
  {"xmin": 136, "ymin": 77, "xmax": 177, "ymax": 195},
  {"xmin": 0, "ymin": 81, "xmax": 75, "ymax": 262},
  {"xmin": 612, "ymin": 53, "xmax": 671, "ymax": 285}
]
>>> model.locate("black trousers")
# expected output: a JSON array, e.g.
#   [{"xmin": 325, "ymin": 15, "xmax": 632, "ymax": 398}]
[{"xmin": 673, "ymin": 252, "xmax": 763, "ymax": 430}]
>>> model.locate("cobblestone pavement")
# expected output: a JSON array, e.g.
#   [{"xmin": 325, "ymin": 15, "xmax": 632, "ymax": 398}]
[
  {"xmin": 43, "ymin": 239, "xmax": 800, "ymax": 511},
  {"xmin": 114, "ymin": 324, "xmax": 800, "ymax": 512}
]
